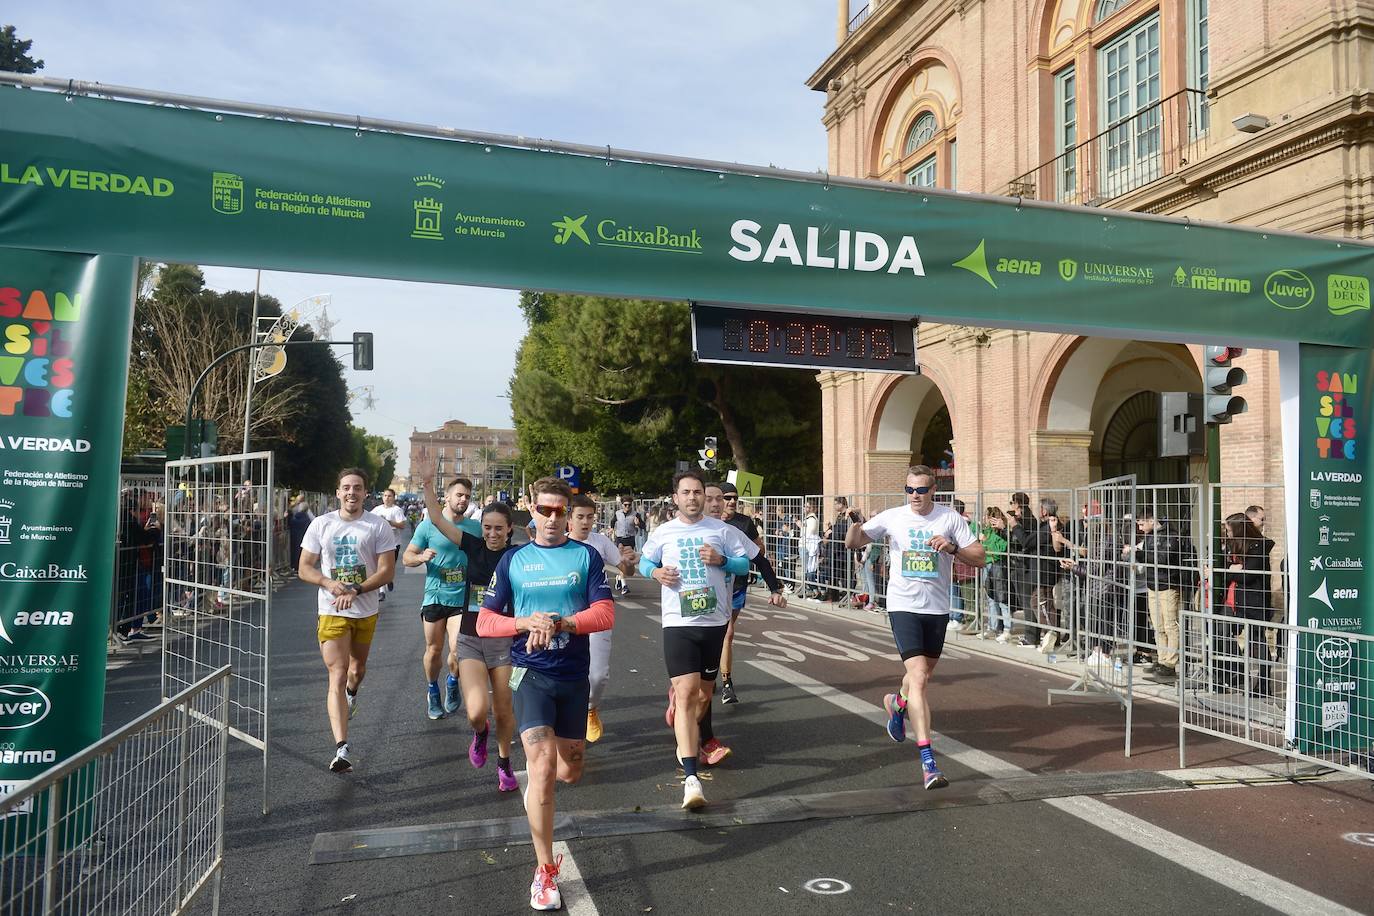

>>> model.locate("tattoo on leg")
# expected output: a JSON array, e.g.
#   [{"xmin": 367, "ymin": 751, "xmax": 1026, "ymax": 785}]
[{"xmin": 524, "ymin": 726, "xmax": 552, "ymax": 745}]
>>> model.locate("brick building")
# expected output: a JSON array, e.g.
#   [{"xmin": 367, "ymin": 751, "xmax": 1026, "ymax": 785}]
[
  {"xmin": 406, "ymin": 420, "xmax": 519, "ymax": 495},
  {"xmin": 806, "ymin": 0, "xmax": 1370, "ymax": 516}
]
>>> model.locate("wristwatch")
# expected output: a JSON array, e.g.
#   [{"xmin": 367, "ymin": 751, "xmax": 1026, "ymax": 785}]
[{"xmin": 347, "ymin": 583, "xmax": 363, "ymax": 595}]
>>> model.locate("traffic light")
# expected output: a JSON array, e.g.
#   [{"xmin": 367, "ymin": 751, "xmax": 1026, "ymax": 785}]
[
  {"xmin": 1204, "ymin": 346, "xmax": 1247, "ymax": 424},
  {"xmin": 353, "ymin": 332, "xmax": 374, "ymax": 371},
  {"xmin": 698, "ymin": 436, "xmax": 718, "ymax": 471}
]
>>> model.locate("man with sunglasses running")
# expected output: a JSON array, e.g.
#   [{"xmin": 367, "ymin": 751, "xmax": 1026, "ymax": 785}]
[
  {"xmin": 568, "ymin": 494, "xmax": 637, "ymax": 744},
  {"xmin": 638, "ymin": 471, "xmax": 757, "ymax": 809},
  {"xmin": 845, "ymin": 465, "xmax": 984, "ymax": 789},
  {"xmin": 478, "ymin": 477, "xmax": 615, "ymax": 911}
]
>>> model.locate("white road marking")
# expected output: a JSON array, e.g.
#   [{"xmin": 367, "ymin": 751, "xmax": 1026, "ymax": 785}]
[
  {"xmin": 745, "ymin": 660, "xmax": 1360, "ymax": 916},
  {"xmin": 617, "ymin": 599, "xmax": 643, "ymax": 610},
  {"xmin": 551, "ymin": 840, "xmax": 600, "ymax": 916},
  {"xmin": 512, "ymin": 772, "xmax": 600, "ymax": 914}
]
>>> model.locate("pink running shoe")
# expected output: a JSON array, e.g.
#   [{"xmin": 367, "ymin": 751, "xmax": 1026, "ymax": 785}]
[
  {"xmin": 469, "ymin": 729, "xmax": 488, "ymax": 769},
  {"xmin": 497, "ymin": 766, "xmax": 519, "ymax": 793},
  {"xmin": 699, "ymin": 738, "xmax": 732, "ymax": 766}
]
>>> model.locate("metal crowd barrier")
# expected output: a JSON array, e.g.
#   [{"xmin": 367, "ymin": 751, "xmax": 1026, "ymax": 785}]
[
  {"xmin": 1180, "ymin": 610, "xmax": 1372, "ymax": 780},
  {"xmin": 0, "ymin": 667, "xmax": 231, "ymax": 915}
]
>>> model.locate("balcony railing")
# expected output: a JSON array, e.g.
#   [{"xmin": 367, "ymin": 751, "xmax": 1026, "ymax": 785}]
[
  {"xmin": 847, "ymin": 4, "xmax": 871, "ymax": 33},
  {"xmin": 1006, "ymin": 89, "xmax": 1209, "ymax": 207}
]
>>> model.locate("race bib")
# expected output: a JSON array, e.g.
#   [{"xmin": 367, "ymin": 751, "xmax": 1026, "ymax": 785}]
[
  {"xmin": 509, "ymin": 666, "xmax": 526, "ymax": 691},
  {"xmin": 331, "ymin": 564, "xmax": 366, "ymax": 586},
  {"xmin": 468, "ymin": 584, "xmax": 487, "ymax": 608},
  {"xmin": 900, "ymin": 550, "xmax": 938, "ymax": 579},
  {"xmin": 440, "ymin": 566, "xmax": 465, "ymax": 586},
  {"xmin": 679, "ymin": 586, "xmax": 718, "ymax": 618}
]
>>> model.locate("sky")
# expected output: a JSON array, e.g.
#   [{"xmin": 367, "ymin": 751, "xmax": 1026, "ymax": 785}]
[{"xmin": 11, "ymin": 2, "xmax": 835, "ymax": 476}]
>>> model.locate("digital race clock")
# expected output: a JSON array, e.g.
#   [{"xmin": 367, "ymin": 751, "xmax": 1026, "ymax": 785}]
[{"xmin": 690, "ymin": 303, "xmax": 918, "ymax": 374}]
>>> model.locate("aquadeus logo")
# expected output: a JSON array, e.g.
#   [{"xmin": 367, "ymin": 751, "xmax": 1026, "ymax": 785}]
[{"xmin": 728, "ymin": 220, "xmax": 925, "ymax": 275}]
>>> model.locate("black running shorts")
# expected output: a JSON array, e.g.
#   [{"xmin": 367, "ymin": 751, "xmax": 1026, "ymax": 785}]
[
  {"xmin": 419, "ymin": 602, "xmax": 462, "ymax": 623},
  {"xmin": 663, "ymin": 624, "xmax": 728, "ymax": 680},
  {"xmin": 888, "ymin": 612, "xmax": 947, "ymax": 661}
]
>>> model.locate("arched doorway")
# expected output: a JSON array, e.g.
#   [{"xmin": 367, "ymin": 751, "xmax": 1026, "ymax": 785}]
[
  {"xmin": 1099, "ymin": 390, "xmax": 1190, "ymax": 484},
  {"xmin": 867, "ymin": 372, "xmax": 954, "ymax": 493}
]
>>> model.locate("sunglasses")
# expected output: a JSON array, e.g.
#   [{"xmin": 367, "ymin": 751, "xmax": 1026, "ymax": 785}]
[
  {"xmin": 905, "ymin": 485, "xmax": 933, "ymax": 495},
  {"xmin": 534, "ymin": 504, "xmax": 568, "ymax": 519},
  {"xmin": 723, "ymin": 495, "xmax": 738, "ymax": 501}
]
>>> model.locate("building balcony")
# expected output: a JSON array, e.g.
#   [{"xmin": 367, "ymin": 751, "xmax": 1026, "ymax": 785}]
[{"xmin": 1006, "ymin": 89, "xmax": 1210, "ymax": 209}]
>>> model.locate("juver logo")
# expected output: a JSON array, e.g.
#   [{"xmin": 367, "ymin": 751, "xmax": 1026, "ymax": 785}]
[
  {"xmin": 1316, "ymin": 637, "xmax": 1353, "ymax": 671},
  {"xmin": 0, "ymin": 684, "xmax": 51, "ymax": 730},
  {"xmin": 1264, "ymin": 269, "xmax": 1314, "ymax": 309}
]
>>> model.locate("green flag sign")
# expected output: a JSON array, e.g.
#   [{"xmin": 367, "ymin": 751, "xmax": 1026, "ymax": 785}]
[
  {"xmin": 0, "ymin": 248, "xmax": 135, "ymax": 830},
  {"xmin": 0, "ymin": 88, "xmax": 1371, "ymax": 348}
]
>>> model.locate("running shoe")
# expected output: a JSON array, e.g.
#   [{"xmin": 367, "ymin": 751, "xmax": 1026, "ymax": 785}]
[
  {"xmin": 586, "ymin": 708, "xmax": 604, "ymax": 744},
  {"xmin": 125, "ymin": 631, "xmax": 155, "ymax": 642},
  {"xmin": 444, "ymin": 679, "xmax": 461, "ymax": 715},
  {"xmin": 699, "ymin": 738, "xmax": 732, "ymax": 766},
  {"xmin": 529, "ymin": 855, "xmax": 563, "ymax": 911},
  {"xmin": 882, "ymin": 693, "xmax": 906, "ymax": 743},
  {"xmin": 498, "ymin": 766, "xmax": 520, "ymax": 793},
  {"xmin": 427, "ymin": 689, "xmax": 445, "ymax": 720},
  {"xmin": 922, "ymin": 760, "xmax": 948, "ymax": 790},
  {"xmin": 346, "ymin": 690, "xmax": 358, "ymax": 720},
  {"xmin": 681, "ymin": 775, "xmax": 706, "ymax": 810},
  {"xmin": 329, "ymin": 744, "xmax": 352, "ymax": 773},
  {"xmin": 720, "ymin": 678, "xmax": 738, "ymax": 705},
  {"xmin": 996, "ymin": 632, "xmax": 1011, "ymax": 644},
  {"xmin": 469, "ymin": 729, "xmax": 489, "ymax": 769},
  {"xmin": 665, "ymin": 685, "xmax": 676, "ymax": 728}
]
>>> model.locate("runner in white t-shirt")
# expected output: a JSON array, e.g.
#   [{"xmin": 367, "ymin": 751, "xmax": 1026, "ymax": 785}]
[
  {"xmin": 568, "ymin": 494, "xmax": 637, "ymax": 745},
  {"xmin": 370, "ymin": 488, "xmax": 408, "ymax": 600},
  {"xmin": 845, "ymin": 464, "xmax": 984, "ymax": 790},
  {"xmin": 638, "ymin": 471, "xmax": 757, "ymax": 809},
  {"xmin": 299, "ymin": 468, "xmax": 398, "ymax": 773}
]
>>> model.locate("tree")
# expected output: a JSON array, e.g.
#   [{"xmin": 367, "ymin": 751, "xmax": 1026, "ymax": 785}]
[
  {"xmin": 0, "ymin": 25, "xmax": 43, "ymax": 73},
  {"xmin": 122, "ymin": 263, "xmax": 356, "ymax": 491},
  {"xmin": 510, "ymin": 291, "xmax": 821, "ymax": 493},
  {"xmin": 346, "ymin": 429, "xmax": 398, "ymax": 493}
]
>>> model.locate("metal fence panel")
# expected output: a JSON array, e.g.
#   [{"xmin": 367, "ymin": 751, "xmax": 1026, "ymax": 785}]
[
  {"xmin": 163, "ymin": 453, "xmax": 273, "ymax": 814},
  {"xmin": 0, "ymin": 667, "xmax": 231, "ymax": 915},
  {"xmin": 110, "ymin": 474, "xmax": 167, "ymax": 645}
]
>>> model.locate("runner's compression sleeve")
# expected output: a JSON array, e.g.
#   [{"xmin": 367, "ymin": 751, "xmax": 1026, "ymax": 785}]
[
  {"xmin": 723, "ymin": 554, "xmax": 750, "ymax": 576},
  {"xmin": 638, "ymin": 555, "xmax": 661, "ymax": 579},
  {"xmin": 570, "ymin": 598, "xmax": 615, "ymax": 634},
  {"xmin": 476, "ymin": 607, "xmax": 517, "ymax": 638},
  {"xmin": 752, "ymin": 552, "xmax": 783, "ymax": 592}
]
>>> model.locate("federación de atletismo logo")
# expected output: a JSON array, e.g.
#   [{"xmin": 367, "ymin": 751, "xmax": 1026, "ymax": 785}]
[
  {"xmin": 0, "ymin": 499, "xmax": 12, "ymax": 546},
  {"xmin": 211, "ymin": 172, "xmax": 243, "ymax": 215}
]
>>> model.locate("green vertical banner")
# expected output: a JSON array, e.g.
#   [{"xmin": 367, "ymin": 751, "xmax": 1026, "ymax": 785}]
[
  {"xmin": 0, "ymin": 249, "xmax": 136, "ymax": 822},
  {"xmin": 1295, "ymin": 343, "xmax": 1374, "ymax": 757}
]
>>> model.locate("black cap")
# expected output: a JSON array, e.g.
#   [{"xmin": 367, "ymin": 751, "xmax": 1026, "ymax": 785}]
[{"xmin": 719, "ymin": 482, "xmax": 738, "ymax": 495}]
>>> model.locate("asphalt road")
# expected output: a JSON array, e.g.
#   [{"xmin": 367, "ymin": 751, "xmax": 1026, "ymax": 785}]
[{"xmin": 101, "ymin": 538, "xmax": 1374, "ymax": 915}]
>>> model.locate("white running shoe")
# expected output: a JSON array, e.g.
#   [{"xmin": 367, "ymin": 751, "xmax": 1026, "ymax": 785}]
[
  {"xmin": 996, "ymin": 632, "xmax": 1011, "ymax": 644},
  {"xmin": 682, "ymin": 775, "xmax": 706, "ymax": 810},
  {"xmin": 329, "ymin": 744, "xmax": 352, "ymax": 773},
  {"xmin": 346, "ymin": 690, "xmax": 358, "ymax": 720},
  {"xmin": 529, "ymin": 856, "xmax": 563, "ymax": 911}
]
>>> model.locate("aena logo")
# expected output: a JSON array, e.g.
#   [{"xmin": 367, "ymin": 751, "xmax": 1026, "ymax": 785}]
[
  {"xmin": 0, "ymin": 684, "xmax": 51, "ymax": 730},
  {"xmin": 1264, "ymin": 269, "xmax": 1314, "ymax": 310},
  {"xmin": 728, "ymin": 221, "xmax": 925, "ymax": 275},
  {"xmin": 1316, "ymin": 637, "xmax": 1353, "ymax": 671}
]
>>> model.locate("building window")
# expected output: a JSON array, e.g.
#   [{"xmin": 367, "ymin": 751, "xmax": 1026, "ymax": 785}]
[
  {"xmin": 1099, "ymin": 13, "xmax": 1161, "ymax": 196},
  {"xmin": 1094, "ymin": 0, "xmax": 1133, "ymax": 21},
  {"xmin": 1188, "ymin": 0, "xmax": 1210, "ymax": 133},
  {"xmin": 1055, "ymin": 66, "xmax": 1077, "ymax": 201},
  {"xmin": 906, "ymin": 154, "xmax": 938, "ymax": 188},
  {"xmin": 904, "ymin": 112, "xmax": 938, "ymax": 157}
]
